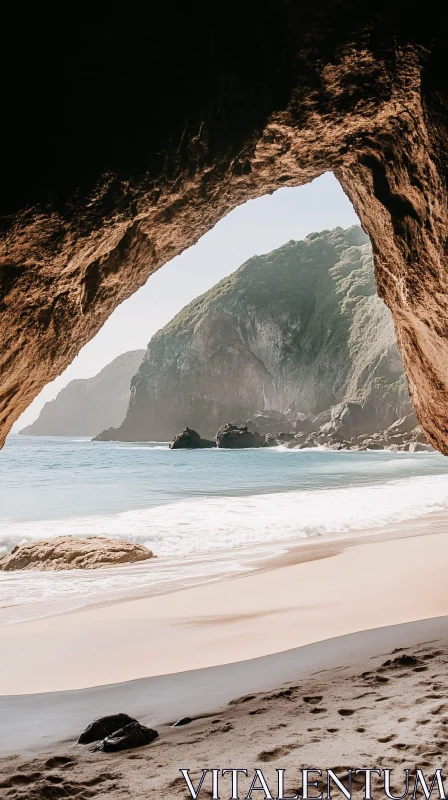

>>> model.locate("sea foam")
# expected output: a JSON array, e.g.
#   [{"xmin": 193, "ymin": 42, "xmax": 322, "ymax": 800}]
[{"xmin": 1, "ymin": 473, "xmax": 448, "ymax": 558}]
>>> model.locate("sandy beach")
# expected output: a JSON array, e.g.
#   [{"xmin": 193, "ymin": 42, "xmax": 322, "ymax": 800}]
[
  {"xmin": 2, "ymin": 618, "xmax": 448, "ymax": 796},
  {"xmin": 2, "ymin": 515, "xmax": 448, "ymax": 696},
  {"xmin": 1, "ymin": 515, "xmax": 448, "ymax": 795}
]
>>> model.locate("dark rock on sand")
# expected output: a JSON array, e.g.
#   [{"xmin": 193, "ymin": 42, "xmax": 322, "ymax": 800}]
[
  {"xmin": 0, "ymin": 536, "xmax": 154, "ymax": 572},
  {"xmin": 216, "ymin": 424, "xmax": 269, "ymax": 449},
  {"xmin": 78, "ymin": 714, "xmax": 137, "ymax": 744},
  {"xmin": 91, "ymin": 721, "xmax": 159, "ymax": 752},
  {"xmin": 169, "ymin": 427, "xmax": 215, "ymax": 449}
]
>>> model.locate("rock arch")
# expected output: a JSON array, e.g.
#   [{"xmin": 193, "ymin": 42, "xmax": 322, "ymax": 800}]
[{"xmin": 2, "ymin": 3, "xmax": 448, "ymax": 450}]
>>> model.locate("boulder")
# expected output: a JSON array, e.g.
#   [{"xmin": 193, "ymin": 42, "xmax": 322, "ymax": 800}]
[
  {"xmin": 251, "ymin": 411, "xmax": 293, "ymax": 435},
  {"xmin": 169, "ymin": 427, "xmax": 215, "ymax": 449},
  {"xmin": 408, "ymin": 441, "xmax": 434, "ymax": 453},
  {"xmin": 91, "ymin": 721, "xmax": 158, "ymax": 752},
  {"xmin": 411, "ymin": 426, "xmax": 428, "ymax": 444},
  {"xmin": 275, "ymin": 432, "xmax": 296, "ymax": 442},
  {"xmin": 386, "ymin": 412, "xmax": 418, "ymax": 435},
  {"xmin": 0, "ymin": 536, "xmax": 154, "ymax": 572},
  {"xmin": 78, "ymin": 714, "xmax": 137, "ymax": 744},
  {"xmin": 318, "ymin": 402, "xmax": 372, "ymax": 440},
  {"xmin": 292, "ymin": 412, "xmax": 314, "ymax": 433},
  {"xmin": 312, "ymin": 408, "xmax": 332, "ymax": 429},
  {"xmin": 297, "ymin": 435, "xmax": 318, "ymax": 449},
  {"xmin": 361, "ymin": 439, "xmax": 385, "ymax": 450},
  {"xmin": 216, "ymin": 424, "xmax": 268, "ymax": 449}
]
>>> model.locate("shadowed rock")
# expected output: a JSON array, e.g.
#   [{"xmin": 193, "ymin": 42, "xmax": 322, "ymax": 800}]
[
  {"xmin": 172, "ymin": 716, "xmax": 193, "ymax": 727},
  {"xmin": 91, "ymin": 722, "xmax": 159, "ymax": 752},
  {"xmin": 169, "ymin": 427, "xmax": 215, "ymax": 449},
  {"xmin": 0, "ymin": 536, "xmax": 154, "ymax": 572},
  {"xmin": 78, "ymin": 714, "xmax": 137, "ymax": 744},
  {"xmin": 3, "ymin": 6, "xmax": 448, "ymax": 454},
  {"xmin": 216, "ymin": 424, "xmax": 271, "ymax": 449}
]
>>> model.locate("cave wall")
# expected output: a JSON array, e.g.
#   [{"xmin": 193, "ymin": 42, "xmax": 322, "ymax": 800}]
[{"xmin": 2, "ymin": 2, "xmax": 448, "ymax": 450}]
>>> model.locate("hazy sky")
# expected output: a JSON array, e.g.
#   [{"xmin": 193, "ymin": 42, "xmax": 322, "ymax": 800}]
[{"xmin": 13, "ymin": 172, "xmax": 359, "ymax": 431}]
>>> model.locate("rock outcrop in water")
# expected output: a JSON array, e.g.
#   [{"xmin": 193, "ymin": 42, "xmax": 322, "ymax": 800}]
[
  {"xmin": 286, "ymin": 410, "xmax": 434, "ymax": 452},
  {"xmin": 94, "ymin": 227, "xmax": 410, "ymax": 442},
  {"xmin": 20, "ymin": 350, "xmax": 145, "ymax": 437},
  {"xmin": 169, "ymin": 427, "xmax": 215, "ymax": 449},
  {"xmin": 216, "ymin": 424, "xmax": 272, "ymax": 449},
  {"xmin": 0, "ymin": 536, "xmax": 154, "ymax": 571}
]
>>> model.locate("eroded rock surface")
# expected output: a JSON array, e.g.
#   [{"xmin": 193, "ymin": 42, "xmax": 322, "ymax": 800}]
[
  {"xmin": 2, "ymin": 5, "xmax": 448, "ymax": 452},
  {"xmin": 90, "ymin": 722, "xmax": 159, "ymax": 753},
  {"xmin": 0, "ymin": 536, "xmax": 154, "ymax": 571},
  {"xmin": 78, "ymin": 714, "xmax": 137, "ymax": 745},
  {"xmin": 216, "ymin": 424, "xmax": 271, "ymax": 449},
  {"xmin": 169, "ymin": 427, "xmax": 215, "ymax": 449}
]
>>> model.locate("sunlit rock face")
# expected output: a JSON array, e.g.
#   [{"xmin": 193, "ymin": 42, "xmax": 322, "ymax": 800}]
[
  {"xmin": 98, "ymin": 227, "xmax": 409, "ymax": 443},
  {"xmin": 1, "ymin": 3, "xmax": 448, "ymax": 451}
]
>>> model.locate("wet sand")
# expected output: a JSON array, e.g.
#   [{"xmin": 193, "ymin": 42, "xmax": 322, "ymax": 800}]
[{"xmin": 1, "ymin": 519, "xmax": 448, "ymax": 695}]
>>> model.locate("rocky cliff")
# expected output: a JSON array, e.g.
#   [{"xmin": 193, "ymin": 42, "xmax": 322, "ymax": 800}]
[
  {"xmin": 2, "ymin": 6, "xmax": 448, "ymax": 453},
  {"xmin": 96, "ymin": 227, "xmax": 410, "ymax": 442},
  {"xmin": 20, "ymin": 350, "xmax": 145, "ymax": 437}
]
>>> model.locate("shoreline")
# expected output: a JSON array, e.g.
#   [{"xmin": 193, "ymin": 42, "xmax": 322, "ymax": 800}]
[
  {"xmin": 1, "ymin": 615, "xmax": 448, "ymax": 756},
  {"xmin": 1, "ymin": 506, "xmax": 446, "ymax": 629},
  {"xmin": 2, "ymin": 516, "xmax": 448, "ymax": 695}
]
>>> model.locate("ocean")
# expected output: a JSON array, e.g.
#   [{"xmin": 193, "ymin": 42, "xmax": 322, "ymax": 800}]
[{"xmin": 2, "ymin": 434, "xmax": 448, "ymax": 625}]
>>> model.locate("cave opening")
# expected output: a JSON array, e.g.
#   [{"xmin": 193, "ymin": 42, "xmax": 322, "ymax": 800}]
[
  {"xmin": 11, "ymin": 171, "xmax": 387, "ymax": 444},
  {"xmin": 1, "ymin": 169, "xmax": 444, "ymax": 632}
]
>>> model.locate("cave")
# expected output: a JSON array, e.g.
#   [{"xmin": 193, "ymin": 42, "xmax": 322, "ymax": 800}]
[{"xmin": 2, "ymin": 2, "xmax": 448, "ymax": 452}]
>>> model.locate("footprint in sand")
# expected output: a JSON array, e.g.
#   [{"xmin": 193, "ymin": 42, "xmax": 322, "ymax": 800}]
[
  {"xmin": 338, "ymin": 709, "xmax": 356, "ymax": 716},
  {"xmin": 258, "ymin": 744, "xmax": 296, "ymax": 762},
  {"xmin": 44, "ymin": 756, "xmax": 74, "ymax": 769},
  {"xmin": 377, "ymin": 734, "xmax": 396, "ymax": 743},
  {"xmin": 303, "ymin": 696, "xmax": 323, "ymax": 704},
  {"xmin": 265, "ymin": 689, "xmax": 294, "ymax": 700},
  {"xmin": 431, "ymin": 705, "xmax": 447, "ymax": 716}
]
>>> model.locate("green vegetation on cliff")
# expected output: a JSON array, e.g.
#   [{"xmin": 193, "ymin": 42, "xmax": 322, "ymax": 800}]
[{"xmin": 97, "ymin": 226, "xmax": 410, "ymax": 441}]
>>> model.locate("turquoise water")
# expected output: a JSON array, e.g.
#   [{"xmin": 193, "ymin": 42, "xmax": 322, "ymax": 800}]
[
  {"xmin": 3, "ymin": 434, "xmax": 448, "ymax": 547},
  {"xmin": 2, "ymin": 434, "xmax": 448, "ymax": 624}
]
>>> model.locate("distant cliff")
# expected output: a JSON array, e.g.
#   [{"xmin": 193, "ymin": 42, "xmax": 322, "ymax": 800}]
[
  {"xmin": 20, "ymin": 350, "xmax": 145, "ymax": 437},
  {"xmin": 95, "ymin": 227, "xmax": 410, "ymax": 442}
]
